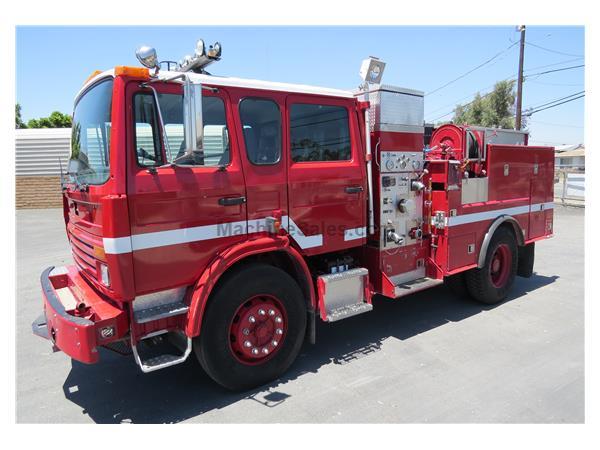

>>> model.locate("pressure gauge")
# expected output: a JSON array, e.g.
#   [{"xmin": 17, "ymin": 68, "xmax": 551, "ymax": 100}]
[
  {"xmin": 385, "ymin": 159, "xmax": 395, "ymax": 171},
  {"xmin": 399, "ymin": 159, "xmax": 407, "ymax": 169},
  {"xmin": 412, "ymin": 159, "xmax": 421, "ymax": 170}
]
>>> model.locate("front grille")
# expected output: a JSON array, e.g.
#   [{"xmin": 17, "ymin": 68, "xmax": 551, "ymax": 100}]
[{"xmin": 67, "ymin": 223, "xmax": 103, "ymax": 280}]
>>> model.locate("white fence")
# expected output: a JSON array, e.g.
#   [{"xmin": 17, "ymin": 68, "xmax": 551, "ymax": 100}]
[
  {"xmin": 555, "ymin": 170, "xmax": 585, "ymax": 205},
  {"xmin": 565, "ymin": 173, "xmax": 585, "ymax": 199}
]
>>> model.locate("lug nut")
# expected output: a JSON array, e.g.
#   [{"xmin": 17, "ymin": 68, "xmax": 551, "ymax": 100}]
[
  {"xmin": 252, "ymin": 348, "xmax": 259, "ymax": 355},
  {"xmin": 276, "ymin": 328, "xmax": 283, "ymax": 335},
  {"xmin": 248, "ymin": 315, "xmax": 256, "ymax": 323},
  {"xmin": 272, "ymin": 340, "xmax": 278, "ymax": 346},
  {"xmin": 244, "ymin": 340, "xmax": 252, "ymax": 348},
  {"xmin": 242, "ymin": 328, "xmax": 250, "ymax": 336},
  {"xmin": 262, "ymin": 348, "xmax": 269, "ymax": 354},
  {"xmin": 268, "ymin": 309, "xmax": 276, "ymax": 316},
  {"xmin": 275, "ymin": 316, "xmax": 283, "ymax": 323},
  {"xmin": 258, "ymin": 309, "xmax": 266, "ymax": 316}
]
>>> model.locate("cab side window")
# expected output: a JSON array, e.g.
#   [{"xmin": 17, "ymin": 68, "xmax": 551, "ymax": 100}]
[
  {"xmin": 239, "ymin": 98, "xmax": 281, "ymax": 165},
  {"xmin": 290, "ymin": 103, "xmax": 351, "ymax": 162},
  {"xmin": 133, "ymin": 92, "xmax": 230, "ymax": 167},
  {"xmin": 133, "ymin": 94, "xmax": 163, "ymax": 166},
  {"xmin": 158, "ymin": 93, "xmax": 230, "ymax": 167}
]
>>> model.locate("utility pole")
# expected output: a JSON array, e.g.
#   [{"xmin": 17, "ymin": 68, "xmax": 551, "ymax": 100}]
[{"xmin": 515, "ymin": 25, "xmax": 526, "ymax": 130}]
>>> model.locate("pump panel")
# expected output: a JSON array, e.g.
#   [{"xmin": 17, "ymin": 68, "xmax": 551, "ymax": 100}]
[{"xmin": 379, "ymin": 151, "xmax": 424, "ymax": 250}]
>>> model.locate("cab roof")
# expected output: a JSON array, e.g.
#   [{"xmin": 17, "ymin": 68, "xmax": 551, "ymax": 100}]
[{"xmin": 76, "ymin": 68, "xmax": 355, "ymax": 103}]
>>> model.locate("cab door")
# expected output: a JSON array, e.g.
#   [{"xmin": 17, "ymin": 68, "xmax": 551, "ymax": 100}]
[
  {"xmin": 126, "ymin": 81, "xmax": 247, "ymax": 294},
  {"xmin": 230, "ymin": 89, "xmax": 288, "ymax": 234},
  {"xmin": 286, "ymin": 95, "xmax": 366, "ymax": 255}
]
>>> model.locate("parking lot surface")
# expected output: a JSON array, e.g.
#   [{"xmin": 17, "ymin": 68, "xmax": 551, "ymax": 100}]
[{"xmin": 16, "ymin": 206, "xmax": 584, "ymax": 423}]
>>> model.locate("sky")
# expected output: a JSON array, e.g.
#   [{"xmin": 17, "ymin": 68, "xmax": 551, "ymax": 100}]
[{"xmin": 16, "ymin": 26, "xmax": 585, "ymax": 146}]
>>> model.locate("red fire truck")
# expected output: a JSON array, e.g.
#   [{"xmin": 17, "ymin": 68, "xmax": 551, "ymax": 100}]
[{"xmin": 32, "ymin": 41, "xmax": 554, "ymax": 390}]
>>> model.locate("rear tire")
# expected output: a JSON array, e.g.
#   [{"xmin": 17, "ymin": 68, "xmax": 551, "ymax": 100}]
[
  {"xmin": 466, "ymin": 227, "xmax": 518, "ymax": 304},
  {"xmin": 444, "ymin": 272, "xmax": 469, "ymax": 298},
  {"xmin": 194, "ymin": 264, "xmax": 306, "ymax": 391}
]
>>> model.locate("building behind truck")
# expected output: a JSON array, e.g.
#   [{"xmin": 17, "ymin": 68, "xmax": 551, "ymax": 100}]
[{"xmin": 32, "ymin": 41, "xmax": 554, "ymax": 391}]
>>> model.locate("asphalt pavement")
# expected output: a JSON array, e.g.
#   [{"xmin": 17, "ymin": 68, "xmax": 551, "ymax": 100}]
[{"xmin": 16, "ymin": 205, "xmax": 584, "ymax": 423}]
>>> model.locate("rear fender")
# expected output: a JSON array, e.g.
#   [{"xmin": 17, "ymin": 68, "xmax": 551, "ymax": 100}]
[
  {"xmin": 185, "ymin": 235, "xmax": 315, "ymax": 337},
  {"xmin": 477, "ymin": 215, "xmax": 525, "ymax": 268}
]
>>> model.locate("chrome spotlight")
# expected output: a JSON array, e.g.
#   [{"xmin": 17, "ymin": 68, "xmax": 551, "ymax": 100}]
[{"xmin": 135, "ymin": 46, "xmax": 159, "ymax": 70}]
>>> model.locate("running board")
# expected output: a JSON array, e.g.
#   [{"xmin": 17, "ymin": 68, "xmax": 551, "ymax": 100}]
[
  {"xmin": 394, "ymin": 277, "xmax": 443, "ymax": 298},
  {"xmin": 132, "ymin": 331, "xmax": 192, "ymax": 373},
  {"xmin": 133, "ymin": 301, "xmax": 189, "ymax": 324}
]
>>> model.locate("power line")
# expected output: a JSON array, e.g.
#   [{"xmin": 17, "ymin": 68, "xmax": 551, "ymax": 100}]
[
  {"xmin": 425, "ymin": 77, "xmax": 515, "ymax": 119},
  {"xmin": 425, "ymin": 41, "xmax": 519, "ymax": 96},
  {"xmin": 527, "ymin": 80, "xmax": 584, "ymax": 87},
  {"xmin": 529, "ymin": 120, "xmax": 583, "ymax": 129},
  {"xmin": 428, "ymin": 89, "xmax": 497, "ymax": 123},
  {"xmin": 525, "ymin": 64, "xmax": 585, "ymax": 78},
  {"xmin": 526, "ymin": 91, "xmax": 585, "ymax": 111},
  {"xmin": 526, "ymin": 94, "xmax": 585, "ymax": 116},
  {"xmin": 525, "ymin": 41, "xmax": 584, "ymax": 58},
  {"xmin": 426, "ymin": 55, "xmax": 585, "ymax": 122},
  {"xmin": 523, "ymin": 57, "xmax": 584, "ymax": 73}
]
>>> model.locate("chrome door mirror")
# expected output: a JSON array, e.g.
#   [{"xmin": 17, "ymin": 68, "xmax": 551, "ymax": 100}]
[{"xmin": 182, "ymin": 76, "xmax": 204, "ymax": 159}]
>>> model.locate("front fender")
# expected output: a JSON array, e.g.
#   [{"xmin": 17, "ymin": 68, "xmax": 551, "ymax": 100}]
[{"xmin": 185, "ymin": 235, "xmax": 315, "ymax": 337}]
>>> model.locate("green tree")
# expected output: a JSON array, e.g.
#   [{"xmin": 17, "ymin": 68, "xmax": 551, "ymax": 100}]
[
  {"xmin": 15, "ymin": 103, "xmax": 27, "ymax": 129},
  {"xmin": 27, "ymin": 111, "xmax": 72, "ymax": 128},
  {"xmin": 452, "ymin": 80, "xmax": 524, "ymax": 129}
]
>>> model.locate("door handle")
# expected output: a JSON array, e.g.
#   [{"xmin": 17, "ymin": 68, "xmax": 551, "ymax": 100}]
[
  {"xmin": 345, "ymin": 186, "xmax": 364, "ymax": 194},
  {"xmin": 218, "ymin": 196, "xmax": 246, "ymax": 206}
]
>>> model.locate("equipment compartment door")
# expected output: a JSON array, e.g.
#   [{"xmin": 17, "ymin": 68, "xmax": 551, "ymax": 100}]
[
  {"xmin": 286, "ymin": 95, "xmax": 366, "ymax": 255},
  {"xmin": 528, "ymin": 147, "xmax": 555, "ymax": 240}
]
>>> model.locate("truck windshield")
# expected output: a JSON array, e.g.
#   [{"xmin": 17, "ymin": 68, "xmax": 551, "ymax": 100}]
[{"xmin": 68, "ymin": 79, "xmax": 113, "ymax": 185}]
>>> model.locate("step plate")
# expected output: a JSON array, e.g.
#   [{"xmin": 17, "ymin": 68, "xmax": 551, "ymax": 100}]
[
  {"xmin": 326, "ymin": 302, "xmax": 373, "ymax": 322},
  {"xmin": 134, "ymin": 301, "xmax": 189, "ymax": 324},
  {"xmin": 142, "ymin": 353, "xmax": 183, "ymax": 368},
  {"xmin": 394, "ymin": 277, "xmax": 443, "ymax": 298},
  {"xmin": 132, "ymin": 334, "xmax": 193, "ymax": 373}
]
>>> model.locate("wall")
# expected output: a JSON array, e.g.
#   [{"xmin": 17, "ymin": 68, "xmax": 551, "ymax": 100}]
[
  {"xmin": 16, "ymin": 176, "xmax": 63, "ymax": 209},
  {"xmin": 15, "ymin": 128, "xmax": 71, "ymax": 209}
]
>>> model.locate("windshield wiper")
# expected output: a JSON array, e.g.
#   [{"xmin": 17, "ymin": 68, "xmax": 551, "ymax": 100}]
[{"xmin": 65, "ymin": 171, "xmax": 89, "ymax": 192}]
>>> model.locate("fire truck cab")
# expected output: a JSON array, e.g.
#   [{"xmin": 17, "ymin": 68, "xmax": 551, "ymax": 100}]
[{"xmin": 32, "ymin": 41, "xmax": 554, "ymax": 390}]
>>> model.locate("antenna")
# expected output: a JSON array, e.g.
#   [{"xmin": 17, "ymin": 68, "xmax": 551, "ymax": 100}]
[{"xmin": 58, "ymin": 156, "xmax": 66, "ymax": 191}]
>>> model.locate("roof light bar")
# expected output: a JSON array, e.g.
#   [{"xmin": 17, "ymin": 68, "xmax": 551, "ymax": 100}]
[{"xmin": 177, "ymin": 40, "xmax": 222, "ymax": 73}]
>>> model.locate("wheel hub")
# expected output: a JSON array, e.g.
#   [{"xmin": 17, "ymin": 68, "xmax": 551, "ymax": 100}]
[
  {"xmin": 490, "ymin": 243, "xmax": 511, "ymax": 288},
  {"xmin": 229, "ymin": 295, "xmax": 287, "ymax": 364}
]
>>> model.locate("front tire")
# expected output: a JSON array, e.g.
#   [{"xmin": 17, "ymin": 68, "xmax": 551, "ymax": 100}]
[
  {"xmin": 466, "ymin": 227, "xmax": 518, "ymax": 304},
  {"xmin": 194, "ymin": 264, "xmax": 306, "ymax": 391}
]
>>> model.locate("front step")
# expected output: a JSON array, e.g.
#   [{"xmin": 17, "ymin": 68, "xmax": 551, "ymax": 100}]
[
  {"xmin": 317, "ymin": 267, "xmax": 373, "ymax": 322},
  {"xmin": 132, "ymin": 330, "xmax": 192, "ymax": 373},
  {"xmin": 326, "ymin": 302, "xmax": 373, "ymax": 322},
  {"xmin": 394, "ymin": 277, "xmax": 443, "ymax": 298}
]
